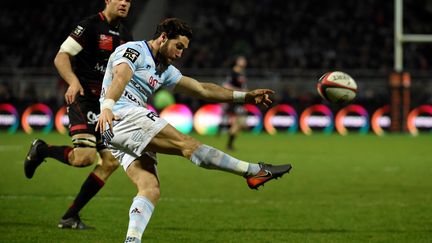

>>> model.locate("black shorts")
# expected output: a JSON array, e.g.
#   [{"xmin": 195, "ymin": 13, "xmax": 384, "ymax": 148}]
[
  {"xmin": 226, "ymin": 104, "xmax": 247, "ymax": 116},
  {"xmin": 67, "ymin": 95, "xmax": 101, "ymax": 140}
]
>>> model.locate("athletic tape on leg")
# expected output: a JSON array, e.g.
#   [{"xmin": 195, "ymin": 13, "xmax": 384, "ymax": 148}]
[{"xmin": 190, "ymin": 144, "xmax": 249, "ymax": 176}]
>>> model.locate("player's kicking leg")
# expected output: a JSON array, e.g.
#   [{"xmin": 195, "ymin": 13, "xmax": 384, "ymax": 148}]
[
  {"xmin": 245, "ymin": 162, "xmax": 292, "ymax": 189},
  {"xmin": 146, "ymin": 123, "xmax": 293, "ymax": 189}
]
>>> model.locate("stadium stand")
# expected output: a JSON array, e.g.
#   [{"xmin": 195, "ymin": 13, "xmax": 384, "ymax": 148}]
[
  {"xmin": 1, "ymin": 0, "xmax": 431, "ymax": 70},
  {"xmin": 0, "ymin": 0, "xmax": 144, "ymax": 68},
  {"xmin": 0, "ymin": 0, "xmax": 431, "ymax": 108},
  {"xmin": 174, "ymin": 0, "xmax": 432, "ymax": 71}
]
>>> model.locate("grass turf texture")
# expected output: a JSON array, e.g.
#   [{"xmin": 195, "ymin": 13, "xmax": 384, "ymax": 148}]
[{"xmin": 0, "ymin": 132, "xmax": 431, "ymax": 242}]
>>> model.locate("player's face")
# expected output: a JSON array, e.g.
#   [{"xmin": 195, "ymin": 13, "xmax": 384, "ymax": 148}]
[
  {"xmin": 106, "ymin": 0, "xmax": 131, "ymax": 18},
  {"xmin": 236, "ymin": 56, "xmax": 247, "ymax": 69},
  {"xmin": 159, "ymin": 35, "xmax": 190, "ymax": 65}
]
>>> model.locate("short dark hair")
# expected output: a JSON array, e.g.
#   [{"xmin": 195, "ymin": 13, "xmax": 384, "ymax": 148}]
[{"xmin": 152, "ymin": 18, "xmax": 193, "ymax": 40}]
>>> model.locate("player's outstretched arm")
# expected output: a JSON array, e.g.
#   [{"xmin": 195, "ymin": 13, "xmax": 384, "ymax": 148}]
[
  {"xmin": 245, "ymin": 89, "xmax": 275, "ymax": 107},
  {"xmin": 174, "ymin": 76, "xmax": 233, "ymax": 102},
  {"xmin": 174, "ymin": 76, "xmax": 275, "ymax": 106}
]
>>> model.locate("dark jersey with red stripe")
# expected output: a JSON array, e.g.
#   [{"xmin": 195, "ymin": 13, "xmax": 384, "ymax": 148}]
[
  {"xmin": 69, "ymin": 12, "xmax": 133, "ymax": 98},
  {"xmin": 224, "ymin": 69, "xmax": 247, "ymax": 114},
  {"xmin": 228, "ymin": 70, "xmax": 247, "ymax": 90}
]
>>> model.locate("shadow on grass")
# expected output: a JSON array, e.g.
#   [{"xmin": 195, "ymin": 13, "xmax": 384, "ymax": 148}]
[{"xmin": 0, "ymin": 221, "xmax": 98, "ymax": 232}]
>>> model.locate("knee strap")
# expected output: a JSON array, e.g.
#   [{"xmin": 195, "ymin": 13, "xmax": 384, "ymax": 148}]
[{"xmin": 72, "ymin": 137, "xmax": 96, "ymax": 148}]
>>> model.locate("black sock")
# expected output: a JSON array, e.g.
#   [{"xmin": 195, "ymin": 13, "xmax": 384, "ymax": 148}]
[
  {"xmin": 227, "ymin": 134, "xmax": 236, "ymax": 149},
  {"xmin": 38, "ymin": 145, "xmax": 73, "ymax": 165},
  {"xmin": 62, "ymin": 172, "xmax": 105, "ymax": 219}
]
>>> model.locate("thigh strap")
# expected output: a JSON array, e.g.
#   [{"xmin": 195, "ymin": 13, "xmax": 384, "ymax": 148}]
[{"xmin": 72, "ymin": 137, "xmax": 96, "ymax": 148}]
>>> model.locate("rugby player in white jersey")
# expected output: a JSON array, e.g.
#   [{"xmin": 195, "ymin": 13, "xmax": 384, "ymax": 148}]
[{"xmin": 96, "ymin": 18, "xmax": 292, "ymax": 243}]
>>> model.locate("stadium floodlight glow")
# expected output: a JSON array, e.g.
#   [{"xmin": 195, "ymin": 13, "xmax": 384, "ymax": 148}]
[
  {"xmin": 243, "ymin": 104, "xmax": 263, "ymax": 134},
  {"xmin": 300, "ymin": 104, "xmax": 334, "ymax": 135},
  {"xmin": 0, "ymin": 103, "xmax": 19, "ymax": 134},
  {"xmin": 21, "ymin": 103, "xmax": 53, "ymax": 134},
  {"xmin": 55, "ymin": 106, "xmax": 69, "ymax": 134},
  {"xmin": 371, "ymin": 106, "xmax": 391, "ymax": 136},
  {"xmin": 146, "ymin": 104, "xmax": 157, "ymax": 113},
  {"xmin": 193, "ymin": 104, "xmax": 223, "ymax": 135},
  {"xmin": 264, "ymin": 104, "xmax": 298, "ymax": 135},
  {"xmin": 407, "ymin": 105, "xmax": 432, "ymax": 136},
  {"xmin": 335, "ymin": 105, "xmax": 370, "ymax": 136},
  {"xmin": 160, "ymin": 104, "xmax": 193, "ymax": 134}
]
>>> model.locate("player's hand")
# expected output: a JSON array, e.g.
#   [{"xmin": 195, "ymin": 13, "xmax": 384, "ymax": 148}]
[
  {"xmin": 245, "ymin": 89, "xmax": 275, "ymax": 108},
  {"xmin": 96, "ymin": 109, "xmax": 119, "ymax": 134},
  {"xmin": 65, "ymin": 83, "xmax": 84, "ymax": 104}
]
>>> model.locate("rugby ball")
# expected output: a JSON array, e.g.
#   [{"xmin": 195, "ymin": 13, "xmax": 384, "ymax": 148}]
[{"xmin": 317, "ymin": 71, "xmax": 357, "ymax": 104}]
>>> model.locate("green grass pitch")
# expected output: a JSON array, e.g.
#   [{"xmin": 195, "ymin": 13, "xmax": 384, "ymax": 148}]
[{"xmin": 0, "ymin": 132, "xmax": 431, "ymax": 242}]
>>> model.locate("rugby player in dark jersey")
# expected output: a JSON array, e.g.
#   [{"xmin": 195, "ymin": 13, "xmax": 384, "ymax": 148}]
[
  {"xmin": 222, "ymin": 56, "xmax": 248, "ymax": 150},
  {"xmin": 24, "ymin": 0, "xmax": 133, "ymax": 229}
]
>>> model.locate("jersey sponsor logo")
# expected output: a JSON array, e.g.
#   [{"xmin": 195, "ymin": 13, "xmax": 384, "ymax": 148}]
[
  {"xmin": 99, "ymin": 34, "xmax": 113, "ymax": 51},
  {"xmin": 130, "ymin": 80, "xmax": 149, "ymax": 96},
  {"xmin": 72, "ymin": 25, "xmax": 85, "ymax": 37},
  {"xmin": 108, "ymin": 30, "xmax": 120, "ymax": 36},
  {"xmin": 123, "ymin": 48, "xmax": 140, "ymax": 63},
  {"xmin": 87, "ymin": 111, "xmax": 98, "ymax": 125},
  {"xmin": 94, "ymin": 62, "xmax": 106, "ymax": 73},
  {"xmin": 146, "ymin": 111, "xmax": 159, "ymax": 121},
  {"xmin": 148, "ymin": 76, "xmax": 160, "ymax": 88},
  {"xmin": 124, "ymin": 90, "xmax": 142, "ymax": 106}
]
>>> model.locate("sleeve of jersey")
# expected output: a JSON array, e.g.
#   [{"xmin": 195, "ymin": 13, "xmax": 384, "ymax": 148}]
[
  {"xmin": 162, "ymin": 65, "xmax": 183, "ymax": 90},
  {"xmin": 111, "ymin": 45, "xmax": 142, "ymax": 73},
  {"xmin": 69, "ymin": 19, "xmax": 91, "ymax": 48}
]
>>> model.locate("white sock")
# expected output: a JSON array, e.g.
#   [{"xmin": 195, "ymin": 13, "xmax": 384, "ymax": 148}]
[
  {"xmin": 124, "ymin": 196, "xmax": 154, "ymax": 243},
  {"xmin": 190, "ymin": 144, "xmax": 260, "ymax": 176}
]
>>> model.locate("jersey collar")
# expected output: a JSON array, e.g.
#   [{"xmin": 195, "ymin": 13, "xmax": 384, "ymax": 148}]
[
  {"xmin": 98, "ymin": 12, "xmax": 106, "ymax": 21},
  {"xmin": 144, "ymin": 41, "xmax": 157, "ymax": 65},
  {"xmin": 99, "ymin": 11, "xmax": 120, "ymax": 29}
]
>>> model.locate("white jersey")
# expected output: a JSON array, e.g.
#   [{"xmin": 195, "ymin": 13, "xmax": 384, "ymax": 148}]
[{"xmin": 100, "ymin": 41, "xmax": 182, "ymax": 112}]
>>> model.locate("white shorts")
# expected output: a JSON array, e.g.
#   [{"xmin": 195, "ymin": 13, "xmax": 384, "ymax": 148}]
[{"xmin": 105, "ymin": 106, "xmax": 168, "ymax": 171}]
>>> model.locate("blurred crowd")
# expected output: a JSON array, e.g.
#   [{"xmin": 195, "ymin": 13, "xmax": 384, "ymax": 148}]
[
  {"xmin": 1, "ymin": 0, "xmax": 431, "ymax": 110},
  {"xmin": 1, "ymin": 0, "xmax": 431, "ymax": 70},
  {"xmin": 1, "ymin": 1, "xmax": 101, "ymax": 68},
  {"xmin": 177, "ymin": 0, "xmax": 432, "ymax": 71},
  {"xmin": 0, "ymin": 0, "xmax": 141, "ymax": 68}
]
